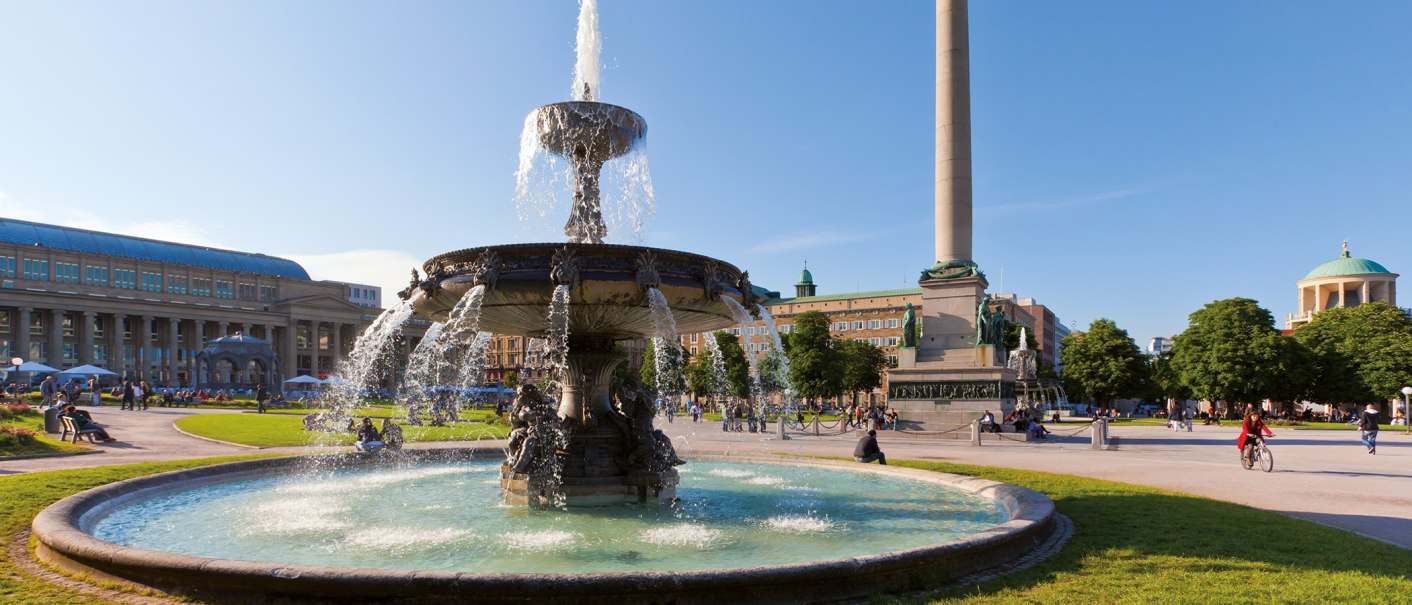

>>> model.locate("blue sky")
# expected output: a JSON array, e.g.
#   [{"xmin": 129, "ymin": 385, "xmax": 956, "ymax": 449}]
[{"xmin": 2, "ymin": 1, "xmax": 1409, "ymax": 343}]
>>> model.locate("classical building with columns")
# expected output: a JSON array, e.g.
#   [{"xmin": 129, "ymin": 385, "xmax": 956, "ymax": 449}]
[
  {"xmin": 1285, "ymin": 241, "xmax": 1400, "ymax": 329},
  {"xmin": 0, "ymin": 217, "xmax": 377, "ymax": 387}
]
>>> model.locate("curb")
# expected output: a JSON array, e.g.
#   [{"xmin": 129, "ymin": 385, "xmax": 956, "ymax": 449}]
[{"xmin": 0, "ymin": 449, "xmax": 105, "ymax": 462}]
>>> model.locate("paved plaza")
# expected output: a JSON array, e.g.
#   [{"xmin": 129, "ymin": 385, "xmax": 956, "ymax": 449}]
[{"xmin": 3, "ymin": 407, "xmax": 1409, "ymax": 550}]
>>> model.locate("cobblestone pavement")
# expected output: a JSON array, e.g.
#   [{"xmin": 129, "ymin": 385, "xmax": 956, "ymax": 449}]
[{"xmin": 4, "ymin": 408, "xmax": 1409, "ymax": 549}]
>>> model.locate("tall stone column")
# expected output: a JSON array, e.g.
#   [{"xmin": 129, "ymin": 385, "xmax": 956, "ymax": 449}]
[
  {"xmin": 261, "ymin": 325, "xmax": 274, "ymax": 343},
  {"xmin": 16, "ymin": 307, "xmax": 32, "ymax": 363},
  {"xmin": 935, "ymin": 0, "xmax": 973, "ymax": 264},
  {"xmin": 331, "ymin": 323, "xmax": 342, "ymax": 372},
  {"xmin": 241, "ymin": 322, "xmax": 252, "ymax": 336},
  {"xmin": 80, "ymin": 311, "xmax": 97, "ymax": 365},
  {"xmin": 310, "ymin": 320, "xmax": 322, "ymax": 377},
  {"xmin": 282, "ymin": 322, "xmax": 297, "ymax": 381},
  {"xmin": 140, "ymin": 316, "xmax": 154, "ymax": 380},
  {"xmin": 167, "ymin": 317, "xmax": 180, "ymax": 386},
  {"xmin": 50, "ymin": 309, "xmax": 64, "ymax": 366},
  {"xmin": 218, "ymin": 321, "xmax": 230, "ymax": 338},
  {"xmin": 110, "ymin": 313, "xmax": 125, "ymax": 375}
]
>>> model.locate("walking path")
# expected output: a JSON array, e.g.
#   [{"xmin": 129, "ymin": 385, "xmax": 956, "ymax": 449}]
[{"xmin": 3, "ymin": 407, "xmax": 1409, "ymax": 549}]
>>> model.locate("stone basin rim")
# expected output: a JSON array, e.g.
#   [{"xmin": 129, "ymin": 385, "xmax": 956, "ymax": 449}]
[{"xmin": 32, "ymin": 450, "xmax": 1058, "ymax": 603}]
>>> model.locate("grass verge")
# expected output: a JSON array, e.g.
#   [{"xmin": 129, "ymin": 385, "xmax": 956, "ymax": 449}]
[
  {"xmin": 173, "ymin": 414, "xmax": 509, "ymax": 447},
  {"xmin": 0, "ymin": 455, "xmax": 278, "ymax": 605},
  {"xmin": 1110, "ymin": 417, "xmax": 1405, "ymax": 431},
  {"xmin": 0, "ymin": 414, "xmax": 89, "ymax": 457}
]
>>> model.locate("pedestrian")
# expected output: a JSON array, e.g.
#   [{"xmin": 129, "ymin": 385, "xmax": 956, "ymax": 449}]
[
  {"xmin": 1358, "ymin": 403, "xmax": 1381, "ymax": 455},
  {"xmin": 39, "ymin": 375, "xmax": 58, "ymax": 407},
  {"xmin": 87, "ymin": 376, "xmax": 102, "ymax": 406},
  {"xmin": 853, "ymin": 429, "xmax": 886, "ymax": 465},
  {"xmin": 120, "ymin": 380, "xmax": 134, "ymax": 410},
  {"xmin": 256, "ymin": 384, "xmax": 269, "ymax": 414},
  {"xmin": 138, "ymin": 381, "xmax": 151, "ymax": 410},
  {"xmin": 133, "ymin": 382, "xmax": 145, "ymax": 410}
]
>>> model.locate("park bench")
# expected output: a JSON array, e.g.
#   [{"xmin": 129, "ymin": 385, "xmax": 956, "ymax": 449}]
[{"xmin": 59, "ymin": 415, "xmax": 101, "ymax": 444}]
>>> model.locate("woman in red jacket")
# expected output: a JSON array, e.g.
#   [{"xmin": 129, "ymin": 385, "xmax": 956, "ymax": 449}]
[{"xmin": 1237, "ymin": 411, "xmax": 1274, "ymax": 464}]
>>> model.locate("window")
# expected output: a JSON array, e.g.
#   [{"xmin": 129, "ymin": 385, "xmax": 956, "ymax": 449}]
[
  {"xmin": 29, "ymin": 342, "xmax": 46, "ymax": 362},
  {"xmin": 781, "ymin": 325, "xmax": 792, "ymax": 333},
  {"xmin": 730, "ymin": 328, "xmax": 740, "ymax": 335},
  {"xmin": 297, "ymin": 324, "xmax": 310, "ymax": 349},
  {"xmin": 832, "ymin": 322, "xmax": 848, "ymax": 331},
  {"xmin": 869, "ymin": 337, "xmax": 881, "ymax": 346},
  {"xmin": 886, "ymin": 318, "xmax": 900, "ymax": 329},
  {"xmin": 30, "ymin": 314, "xmax": 42, "ymax": 336},
  {"xmin": 690, "ymin": 333, "xmax": 698, "ymax": 343},
  {"xmin": 0, "ymin": 311, "xmax": 7, "ymax": 334},
  {"xmin": 0, "ymin": 341, "xmax": 9, "ymax": 358},
  {"xmin": 141, "ymin": 271, "xmax": 163, "ymax": 292},
  {"xmin": 114, "ymin": 269, "xmax": 137, "ymax": 289},
  {"xmin": 121, "ymin": 317, "xmax": 132, "ymax": 339},
  {"xmin": 92, "ymin": 315, "xmax": 104, "ymax": 338},
  {"xmin": 62, "ymin": 342, "xmax": 77, "ymax": 362},
  {"xmin": 214, "ymin": 280, "xmax": 234, "ymax": 299},
  {"xmin": 886, "ymin": 355, "xmax": 898, "ymax": 366},
  {"xmin": 851, "ymin": 321, "xmax": 864, "ymax": 330},
  {"xmin": 22, "ymin": 259, "xmax": 48, "ymax": 280},
  {"xmin": 260, "ymin": 285, "xmax": 277, "ymax": 302},
  {"xmin": 86, "ymin": 266, "xmax": 109, "ymax": 286},
  {"xmin": 869, "ymin": 320, "xmax": 882, "ymax": 329},
  {"xmin": 94, "ymin": 344, "xmax": 108, "ymax": 362},
  {"xmin": 690, "ymin": 346, "xmax": 698, "ymax": 356},
  {"xmin": 191, "ymin": 278, "xmax": 212, "ymax": 297},
  {"xmin": 167, "ymin": 276, "xmax": 188, "ymax": 295},
  {"xmin": 0, "ymin": 256, "xmax": 14, "ymax": 278},
  {"xmin": 238, "ymin": 282, "xmax": 257, "ymax": 300},
  {"xmin": 52, "ymin": 261, "xmax": 79, "ymax": 283},
  {"xmin": 886, "ymin": 337, "xmax": 898, "ymax": 346},
  {"xmin": 62, "ymin": 313, "xmax": 75, "ymax": 336}
]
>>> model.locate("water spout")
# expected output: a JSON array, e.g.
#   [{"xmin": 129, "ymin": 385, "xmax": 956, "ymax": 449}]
[{"xmin": 572, "ymin": 0, "xmax": 600, "ymax": 102}]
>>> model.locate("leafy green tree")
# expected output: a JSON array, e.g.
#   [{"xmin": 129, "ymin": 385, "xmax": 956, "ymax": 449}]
[
  {"xmin": 640, "ymin": 339, "xmax": 686, "ymax": 396},
  {"xmin": 712, "ymin": 331, "xmax": 751, "ymax": 399},
  {"xmin": 640, "ymin": 341, "xmax": 659, "ymax": 389},
  {"xmin": 502, "ymin": 370, "xmax": 518, "ymax": 389},
  {"xmin": 1002, "ymin": 322, "xmax": 1039, "ymax": 354},
  {"xmin": 1170, "ymin": 298, "xmax": 1299, "ymax": 407},
  {"xmin": 684, "ymin": 346, "xmax": 717, "ymax": 399},
  {"xmin": 1292, "ymin": 302, "xmax": 1412, "ymax": 408},
  {"xmin": 1058, "ymin": 318, "xmax": 1148, "ymax": 408},
  {"xmin": 786, "ymin": 310, "xmax": 840, "ymax": 402},
  {"xmin": 837, "ymin": 338, "xmax": 888, "ymax": 405}
]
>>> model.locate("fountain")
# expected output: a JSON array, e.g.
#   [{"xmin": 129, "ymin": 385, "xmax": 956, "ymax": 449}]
[{"xmin": 31, "ymin": 3, "xmax": 1061, "ymax": 602}]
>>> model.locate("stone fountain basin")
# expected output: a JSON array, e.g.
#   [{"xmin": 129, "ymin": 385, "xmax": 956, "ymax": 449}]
[
  {"xmin": 411, "ymin": 243, "xmax": 750, "ymax": 339},
  {"xmin": 532, "ymin": 101, "xmax": 646, "ymax": 162},
  {"xmin": 32, "ymin": 450, "xmax": 1058, "ymax": 605}
]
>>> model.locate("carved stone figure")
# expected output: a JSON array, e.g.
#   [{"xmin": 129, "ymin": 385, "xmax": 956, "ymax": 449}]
[
  {"xmin": 505, "ymin": 384, "xmax": 559, "ymax": 474},
  {"xmin": 902, "ymin": 302, "xmax": 918, "ymax": 348},
  {"xmin": 550, "ymin": 246, "xmax": 581, "ymax": 288},
  {"xmin": 920, "ymin": 259, "xmax": 983, "ymax": 281},
  {"xmin": 634, "ymin": 250, "xmax": 661, "ymax": 293},
  {"xmin": 699, "ymin": 260, "xmax": 722, "ymax": 301},
  {"xmin": 736, "ymin": 271, "xmax": 758, "ymax": 309},
  {"xmin": 471, "ymin": 250, "xmax": 502, "ymax": 290}
]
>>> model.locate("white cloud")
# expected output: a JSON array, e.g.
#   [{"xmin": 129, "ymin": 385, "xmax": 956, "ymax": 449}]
[
  {"xmin": 0, "ymin": 190, "xmax": 222, "ymax": 248},
  {"xmin": 749, "ymin": 229, "xmax": 886, "ymax": 254},
  {"xmin": 281, "ymin": 249, "xmax": 422, "ymax": 300}
]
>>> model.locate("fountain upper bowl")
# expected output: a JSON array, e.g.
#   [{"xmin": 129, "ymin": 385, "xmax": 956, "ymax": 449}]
[
  {"xmin": 408, "ymin": 243, "xmax": 755, "ymax": 340},
  {"xmin": 532, "ymin": 101, "xmax": 646, "ymax": 163}
]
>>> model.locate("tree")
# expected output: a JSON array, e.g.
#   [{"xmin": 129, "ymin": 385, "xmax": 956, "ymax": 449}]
[
  {"xmin": 837, "ymin": 338, "xmax": 888, "ymax": 405},
  {"xmin": 1058, "ymin": 318, "xmax": 1147, "ymax": 408},
  {"xmin": 502, "ymin": 370, "xmax": 518, "ymax": 390},
  {"xmin": 786, "ymin": 311, "xmax": 841, "ymax": 402},
  {"xmin": 684, "ymin": 346, "xmax": 717, "ymax": 399},
  {"xmin": 1292, "ymin": 302, "xmax": 1412, "ymax": 409},
  {"xmin": 640, "ymin": 339, "xmax": 686, "ymax": 396},
  {"xmin": 1002, "ymin": 322, "xmax": 1039, "ymax": 354},
  {"xmin": 713, "ymin": 331, "xmax": 751, "ymax": 399},
  {"xmin": 1170, "ymin": 298, "xmax": 1300, "ymax": 407}
]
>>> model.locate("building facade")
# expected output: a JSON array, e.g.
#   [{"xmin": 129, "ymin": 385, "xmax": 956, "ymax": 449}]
[
  {"xmin": 1286, "ymin": 242, "xmax": 1399, "ymax": 329},
  {"xmin": 333, "ymin": 281, "xmax": 383, "ymax": 310},
  {"xmin": 0, "ymin": 218, "xmax": 375, "ymax": 386}
]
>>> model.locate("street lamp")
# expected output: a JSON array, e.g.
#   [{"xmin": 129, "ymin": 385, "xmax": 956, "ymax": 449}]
[
  {"xmin": 1402, "ymin": 386, "xmax": 1412, "ymax": 434},
  {"xmin": 8, "ymin": 357, "xmax": 22, "ymax": 403}
]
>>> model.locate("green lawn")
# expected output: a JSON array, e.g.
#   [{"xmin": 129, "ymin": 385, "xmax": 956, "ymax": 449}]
[
  {"xmin": 2, "ymin": 456, "xmax": 1407, "ymax": 604},
  {"xmin": 174, "ymin": 413, "xmax": 509, "ymax": 447},
  {"xmin": 0, "ymin": 414, "xmax": 89, "ymax": 457}
]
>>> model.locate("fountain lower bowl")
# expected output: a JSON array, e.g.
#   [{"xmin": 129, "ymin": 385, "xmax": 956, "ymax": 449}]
[
  {"xmin": 33, "ymin": 450, "xmax": 1057, "ymax": 604},
  {"xmin": 410, "ymin": 242, "xmax": 753, "ymax": 339}
]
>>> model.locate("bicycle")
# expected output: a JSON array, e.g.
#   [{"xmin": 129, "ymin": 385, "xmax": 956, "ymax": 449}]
[{"xmin": 1241, "ymin": 436, "xmax": 1274, "ymax": 472}]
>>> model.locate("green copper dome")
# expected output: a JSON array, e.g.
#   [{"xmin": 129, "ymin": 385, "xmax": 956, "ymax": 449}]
[
  {"xmin": 797, "ymin": 267, "xmax": 813, "ymax": 284},
  {"xmin": 1304, "ymin": 255, "xmax": 1392, "ymax": 280}
]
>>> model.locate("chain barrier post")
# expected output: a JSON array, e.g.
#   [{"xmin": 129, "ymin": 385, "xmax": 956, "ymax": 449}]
[
  {"xmin": 1090, "ymin": 419, "xmax": 1105, "ymax": 450},
  {"xmin": 970, "ymin": 419, "xmax": 981, "ymax": 447},
  {"xmin": 812, "ymin": 415, "xmax": 820, "ymax": 436},
  {"xmin": 777, "ymin": 415, "xmax": 788, "ymax": 440}
]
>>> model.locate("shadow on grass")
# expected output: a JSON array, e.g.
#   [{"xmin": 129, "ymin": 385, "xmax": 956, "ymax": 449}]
[{"xmin": 883, "ymin": 459, "xmax": 1412, "ymax": 604}]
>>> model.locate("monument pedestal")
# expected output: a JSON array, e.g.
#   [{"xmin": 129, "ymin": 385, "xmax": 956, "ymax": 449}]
[{"xmin": 891, "ymin": 274, "xmax": 1016, "ymax": 433}]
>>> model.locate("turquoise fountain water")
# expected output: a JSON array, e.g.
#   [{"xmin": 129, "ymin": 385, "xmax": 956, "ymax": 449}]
[{"xmin": 90, "ymin": 460, "xmax": 1006, "ymax": 574}]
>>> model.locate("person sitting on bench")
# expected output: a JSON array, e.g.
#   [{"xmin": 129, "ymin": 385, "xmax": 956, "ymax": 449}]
[
  {"xmin": 63, "ymin": 405, "xmax": 116, "ymax": 442},
  {"xmin": 980, "ymin": 410, "xmax": 1001, "ymax": 433}
]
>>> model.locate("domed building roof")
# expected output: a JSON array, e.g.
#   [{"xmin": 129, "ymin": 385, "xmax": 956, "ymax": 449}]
[
  {"xmin": 797, "ymin": 267, "xmax": 813, "ymax": 285},
  {"xmin": 1303, "ymin": 242, "xmax": 1394, "ymax": 280}
]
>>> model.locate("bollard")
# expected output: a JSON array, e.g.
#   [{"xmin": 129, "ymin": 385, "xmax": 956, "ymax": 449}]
[
  {"xmin": 777, "ymin": 416, "xmax": 789, "ymax": 440},
  {"xmin": 1102, "ymin": 418, "xmax": 1110, "ymax": 444},
  {"xmin": 1091, "ymin": 419, "xmax": 1105, "ymax": 450},
  {"xmin": 811, "ymin": 416, "xmax": 820, "ymax": 436},
  {"xmin": 840, "ymin": 418, "xmax": 849, "ymax": 435},
  {"xmin": 970, "ymin": 419, "xmax": 981, "ymax": 446}
]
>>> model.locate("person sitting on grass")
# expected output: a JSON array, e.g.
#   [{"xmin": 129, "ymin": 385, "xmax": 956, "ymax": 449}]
[
  {"xmin": 380, "ymin": 418, "xmax": 404, "ymax": 451},
  {"xmin": 354, "ymin": 418, "xmax": 384, "ymax": 453},
  {"xmin": 63, "ymin": 404, "xmax": 116, "ymax": 442}
]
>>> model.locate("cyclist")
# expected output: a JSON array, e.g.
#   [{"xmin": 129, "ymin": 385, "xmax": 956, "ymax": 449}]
[{"xmin": 1237, "ymin": 410, "xmax": 1274, "ymax": 465}]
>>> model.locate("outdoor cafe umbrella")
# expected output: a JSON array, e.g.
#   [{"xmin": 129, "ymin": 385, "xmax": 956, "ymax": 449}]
[
  {"xmin": 58, "ymin": 364, "xmax": 118, "ymax": 377},
  {"xmin": 283, "ymin": 375, "xmax": 325, "ymax": 384},
  {"xmin": 11, "ymin": 361, "xmax": 59, "ymax": 373}
]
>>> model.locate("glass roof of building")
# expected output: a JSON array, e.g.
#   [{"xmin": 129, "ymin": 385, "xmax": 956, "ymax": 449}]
[{"xmin": 0, "ymin": 218, "xmax": 310, "ymax": 280}]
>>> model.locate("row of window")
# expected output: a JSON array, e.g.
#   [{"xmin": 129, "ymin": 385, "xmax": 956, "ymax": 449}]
[
  {"xmin": 7, "ymin": 256, "xmax": 276, "ymax": 301},
  {"xmin": 832, "ymin": 319, "xmax": 901, "ymax": 331},
  {"xmin": 0, "ymin": 341, "xmax": 204, "ymax": 365}
]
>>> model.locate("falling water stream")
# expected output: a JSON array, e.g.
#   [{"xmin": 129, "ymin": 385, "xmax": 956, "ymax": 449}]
[
  {"xmin": 545, "ymin": 285, "xmax": 572, "ymax": 394},
  {"xmin": 320, "ymin": 300, "xmax": 415, "ymax": 417},
  {"xmin": 646, "ymin": 288, "xmax": 685, "ymax": 398},
  {"xmin": 720, "ymin": 297, "xmax": 762, "ymax": 402}
]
